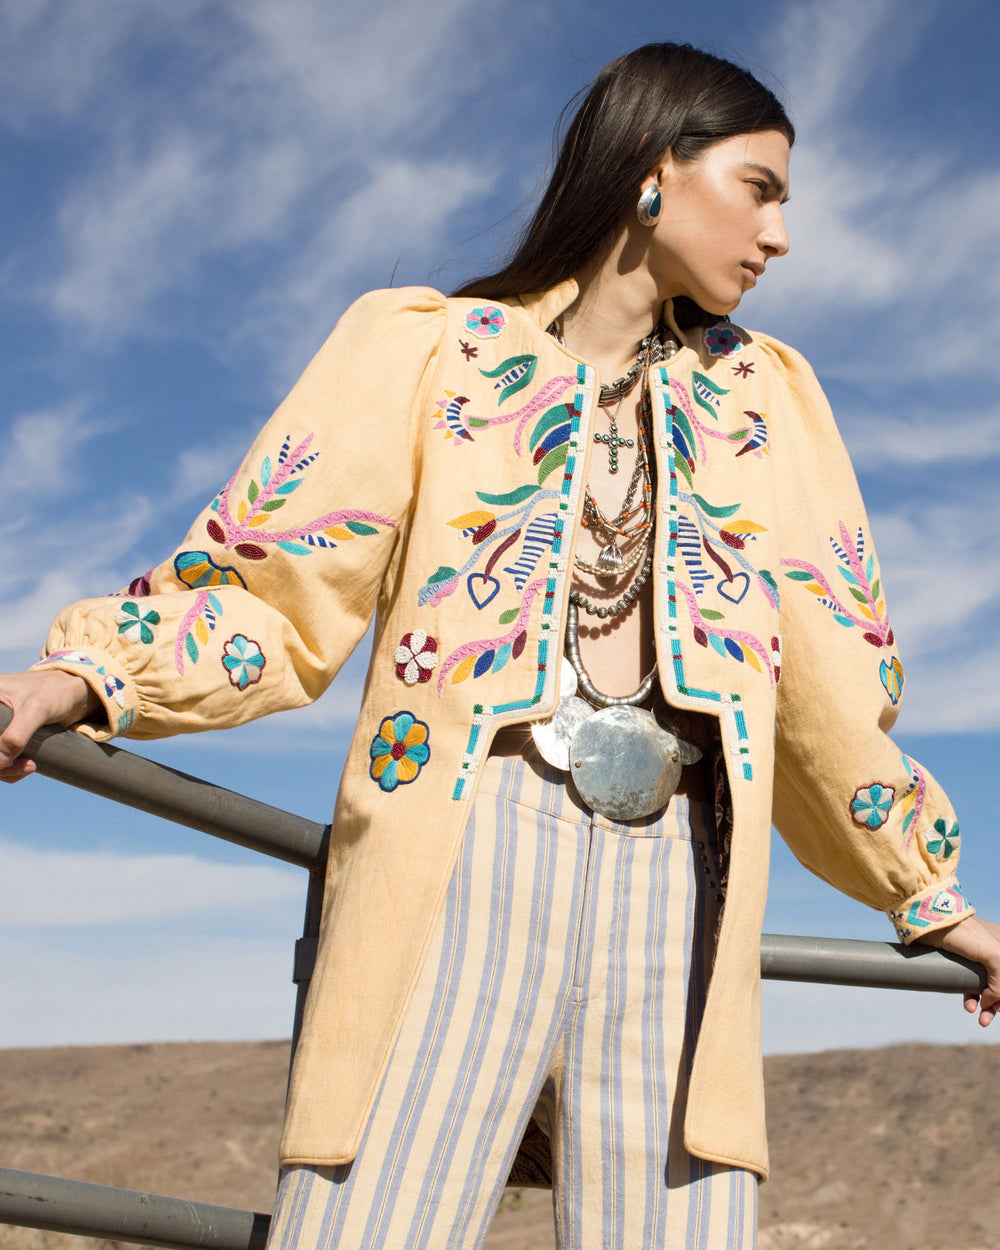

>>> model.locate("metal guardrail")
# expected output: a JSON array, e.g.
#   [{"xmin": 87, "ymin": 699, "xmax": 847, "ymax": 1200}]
[{"xmin": 0, "ymin": 706, "xmax": 986, "ymax": 1248}]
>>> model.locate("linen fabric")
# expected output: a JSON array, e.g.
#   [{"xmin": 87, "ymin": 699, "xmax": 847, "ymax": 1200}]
[
  {"xmin": 34, "ymin": 280, "xmax": 970, "ymax": 1177},
  {"xmin": 265, "ymin": 753, "xmax": 756, "ymax": 1250}
]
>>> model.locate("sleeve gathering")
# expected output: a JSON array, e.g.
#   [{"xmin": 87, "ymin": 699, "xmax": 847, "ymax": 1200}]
[{"xmin": 33, "ymin": 287, "xmax": 448, "ymax": 742}]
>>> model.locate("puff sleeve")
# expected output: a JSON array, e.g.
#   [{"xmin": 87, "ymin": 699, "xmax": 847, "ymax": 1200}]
[
  {"xmin": 32, "ymin": 287, "xmax": 447, "ymax": 741},
  {"xmin": 764, "ymin": 336, "xmax": 972, "ymax": 943}
]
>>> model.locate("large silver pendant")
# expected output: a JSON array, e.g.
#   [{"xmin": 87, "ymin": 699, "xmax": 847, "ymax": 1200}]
[
  {"xmin": 531, "ymin": 674, "xmax": 704, "ymax": 821},
  {"xmin": 570, "ymin": 706, "xmax": 685, "ymax": 821},
  {"xmin": 531, "ymin": 664, "xmax": 592, "ymax": 770}
]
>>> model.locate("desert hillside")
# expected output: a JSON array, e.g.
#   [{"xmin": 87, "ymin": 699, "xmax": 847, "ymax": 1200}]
[{"xmin": 0, "ymin": 1039, "xmax": 997, "ymax": 1250}]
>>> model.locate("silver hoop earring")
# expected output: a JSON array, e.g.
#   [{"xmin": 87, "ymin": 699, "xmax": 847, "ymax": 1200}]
[{"xmin": 636, "ymin": 184, "xmax": 662, "ymax": 227}]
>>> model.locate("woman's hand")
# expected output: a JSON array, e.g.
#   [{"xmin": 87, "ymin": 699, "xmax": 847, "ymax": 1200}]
[
  {"xmin": 0, "ymin": 671, "xmax": 100, "ymax": 783},
  {"xmin": 915, "ymin": 914, "xmax": 1000, "ymax": 1026}
]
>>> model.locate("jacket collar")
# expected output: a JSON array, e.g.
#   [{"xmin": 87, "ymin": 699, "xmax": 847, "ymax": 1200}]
[{"xmin": 515, "ymin": 279, "xmax": 579, "ymax": 330}]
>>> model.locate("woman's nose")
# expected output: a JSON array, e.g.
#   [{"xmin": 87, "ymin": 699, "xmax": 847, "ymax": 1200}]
[{"xmin": 761, "ymin": 207, "xmax": 789, "ymax": 258}]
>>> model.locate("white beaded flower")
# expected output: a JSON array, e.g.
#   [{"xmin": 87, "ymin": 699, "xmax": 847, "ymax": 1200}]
[{"xmin": 394, "ymin": 629, "xmax": 439, "ymax": 686}]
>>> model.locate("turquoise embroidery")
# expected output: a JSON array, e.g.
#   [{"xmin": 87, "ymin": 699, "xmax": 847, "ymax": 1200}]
[
  {"xmin": 221, "ymin": 634, "xmax": 266, "ymax": 690},
  {"xmin": 924, "ymin": 818, "xmax": 960, "ymax": 861},
  {"xmin": 174, "ymin": 551, "xmax": 247, "ymax": 591},
  {"xmin": 890, "ymin": 883, "xmax": 970, "ymax": 940},
  {"xmin": 206, "ymin": 433, "xmax": 395, "ymax": 561},
  {"xmin": 704, "ymin": 323, "xmax": 743, "ymax": 357},
  {"xmin": 464, "ymin": 305, "xmax": 506, "ymax": 340},
  {"xmin": 370, "ymin": 711, "xmax": 430, "ymax": 792},
  {"xmin": 782, "ymin": 524, "xmax": 893, "ymax": 647},
  {"xmin": 175, "ymin": 591, "xmax": 223, "ymax": 675},
  {"xmin": 114, "ymin": 601, "xmax": 161, "ymax": 645},
  {"xmin": 880, "ymin": 655, "xmax": 904, "ymax": 705},
  {"xmin": 850, "ymin": 783, "xmax": 895, "ymax": 830},
  {"xmin": 479, "ymin": 354, "xmax": 537, "ymax": 403},
  {"xmin": 664, "ymin": 373, "xmax": 778, "ymax": 688}
]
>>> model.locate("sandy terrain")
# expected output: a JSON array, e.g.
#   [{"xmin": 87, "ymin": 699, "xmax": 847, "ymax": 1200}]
[{"xmin": 1, "ymin": 1039, "xmax": 997, "ymax": 1249}]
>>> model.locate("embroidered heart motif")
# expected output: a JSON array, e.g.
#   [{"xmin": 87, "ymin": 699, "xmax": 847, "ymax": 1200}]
[
  {"xmin": 467, "ymin": 573, "xmax": 501, "ymax": 609},
  {"xmin": 717, "ymin": 572, "xmax": 750, "ymax": 604}
]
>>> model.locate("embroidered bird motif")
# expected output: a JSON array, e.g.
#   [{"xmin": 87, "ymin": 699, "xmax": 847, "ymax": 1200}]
[
  {"xmin": 433, "ymin": 392, "xmax": 476, "ymax": 443},
  {"xmin": 734, "ymin": 411, "xmax": 768, "ymax": 457}
]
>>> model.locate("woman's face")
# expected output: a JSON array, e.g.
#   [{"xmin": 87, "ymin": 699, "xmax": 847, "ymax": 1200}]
[{"xmin": 644, "ymin": 129, "xmax": 790, "ymax": 315}]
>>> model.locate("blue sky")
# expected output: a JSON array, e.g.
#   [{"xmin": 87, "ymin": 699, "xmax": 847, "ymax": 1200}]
[{"xmin": 2, "ymin": 0, "xmax": 999, "ymax": 1056}]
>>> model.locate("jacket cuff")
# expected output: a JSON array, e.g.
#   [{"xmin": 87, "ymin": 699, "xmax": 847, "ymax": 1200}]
[
  {"xmin": 30, "ymin": 647, "xmax": 140, "ymax": 740},
  {"xmin": 887, "ymin": 879, "xmax": 974, "ymax": 944}
]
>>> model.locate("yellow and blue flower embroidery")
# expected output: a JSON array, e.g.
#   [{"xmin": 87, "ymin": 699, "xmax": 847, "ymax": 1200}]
[{"xmin": 369, "ymin": 712, "xmax": 430, "ymax": 792}]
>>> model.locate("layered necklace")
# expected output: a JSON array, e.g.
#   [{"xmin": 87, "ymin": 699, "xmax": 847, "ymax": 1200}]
[{"xmin": 530, "ymin": 319, "xmax": 702, "ymax": 821}]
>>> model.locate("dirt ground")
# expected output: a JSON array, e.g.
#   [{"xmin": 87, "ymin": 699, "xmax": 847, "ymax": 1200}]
[{"xmin": 1, "ymin": 1039, "xmax": 997, "ymax": 1249}]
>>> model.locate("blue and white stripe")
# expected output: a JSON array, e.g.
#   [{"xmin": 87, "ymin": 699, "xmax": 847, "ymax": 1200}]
[{"xmin": 268, "ymin": 754, "xmax": 756, "ymax": 1250}]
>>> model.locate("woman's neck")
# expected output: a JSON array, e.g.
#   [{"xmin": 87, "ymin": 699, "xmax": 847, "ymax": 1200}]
[{"xmin": 559, "ymin": 238, "xmax": 666, "ymax": 382}]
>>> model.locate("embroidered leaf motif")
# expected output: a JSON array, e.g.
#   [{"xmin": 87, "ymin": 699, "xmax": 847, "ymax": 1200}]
[
  {"xmin": 479, "ymin": 355, "xmax": 538, "ymax": 404},
  {"xmin": 449, "ymin": 510, "xmax": 495, "ymax": 531},
  {"xmin": 673, "ymin": 409, "xmax": 697, "ymax": 456},
  {"xmin": 260, "ymin": 499, "xmax": 285, "ymax": 513},
  {"xmin": 275, "ymin": 480, "xmax": 303, "ymax": 496},
  {"xmin": 692, "ymin": 371, "xmax": 729, "ymax": 419},
  {"xmin": 260, "ymin": 456, "xmax": 272, "ymax": 487},
  {"xmin": 498, "ymin": 608, "xmax": 519, "ymax": 625},
  {"xmin": 700, "ymin": 609, "xmax": 725, "ymax": 620},
  {"xmin": 674, "ymin": 449, "xmax": 693, "ymax": 488},
  {"xmin": 532, "ymin": 423, "xmax": 571, "ymax": 461},
  {"xmin": 247, "ymin": 479, "xmax": 259, "ymax": 504},
  {"xmin": 692, "ymin": 494, "xmax": 741, "ymax": 519},
  {"xmin": 529, "ymin": 404, "xmax": 572, "ymax": 452},
  {"xmin": 536, "ymin": 444, "xmax": 568, "ymax": 485},
  {"xmin": 476, "ymin": 485, "xmax": 540, "ymax": 506}
]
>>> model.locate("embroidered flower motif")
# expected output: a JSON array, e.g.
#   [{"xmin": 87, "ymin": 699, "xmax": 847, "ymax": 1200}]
[
  {"xmin": 102, "ymin": 673, "xmax": 126, "ymax": 708},
  {"xmin": 465, "ymin": 304, "xmax": 506, "ymax": 340},
  {"xmin": 221, "ymin": 634, "xmax": 266, "ymax": 690},
  {"xmin": 369, "ymin": 711, "xmax": 430, "ymax": 792},
  {"xmin": 880, "ymin": 655, "xmax": 904, "ymax": 705},
  {"xmin": 850, "ymin": 783, "xmax": 895, "ymax": 830},
  {"xmin": 115, "ymin": 601, "xmax": 161, "ymax": 644},
  {"xmin": 394, "ymin": 629, "xmax": 439, "ymax": 686},
  {"xmin": 924, "ymin": 817, "xmax": 960, "ymax": 861},
  {"xmin": 704, "ymin": 323, "xmax": 743, "ymax": 358}
]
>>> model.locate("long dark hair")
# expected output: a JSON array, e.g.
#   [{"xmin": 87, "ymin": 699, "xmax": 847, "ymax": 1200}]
[{"xmin": 453, "ymin": 43, "xmax": 794, "ymax": 306}]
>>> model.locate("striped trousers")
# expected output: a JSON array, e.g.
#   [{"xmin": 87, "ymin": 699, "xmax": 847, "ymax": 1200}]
[{"xmin": 268, "ymin": 752, "xmax": 757, "ymax": 1249}]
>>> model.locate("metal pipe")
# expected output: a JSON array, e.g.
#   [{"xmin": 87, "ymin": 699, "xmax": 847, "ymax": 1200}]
[
  {"xmin": 0, "ymin": 705, "xmax": 327, "ymax": 870},
  {"xmin": 0, "ymin": 1168, "xmax": 269, "ymax": 1250},
  {"xmin": 760, "ymin": 932, "xmax": 985, "ymax": 993}
]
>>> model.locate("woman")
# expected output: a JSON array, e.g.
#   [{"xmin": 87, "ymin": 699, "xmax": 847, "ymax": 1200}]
[{"xmin": 2, "ymin": 42, "xmax": 998, "ymax": 1250}]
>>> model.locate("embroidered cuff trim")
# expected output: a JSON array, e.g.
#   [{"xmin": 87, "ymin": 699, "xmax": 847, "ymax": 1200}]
[
  {"xmin": 30, "ymin": 648, "xmax": 138, "ymax": 739},
  {"xmin": 887, "ymin": 879, "xmax": 973, "ymax": 944}
]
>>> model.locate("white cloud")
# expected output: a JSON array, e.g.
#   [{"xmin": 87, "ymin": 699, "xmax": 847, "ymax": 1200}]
[
  {"xmin": 0, "ymin": 837, "xmax": 303, "ymax": 927},
  {"xmin": 745, "ymin": 0, "xmax": 1000, "ymax": 373},
  {"xmin": 0, "ymin": 402, "xmax": 105, "ymax": 501},
  {"xmin": 24, "ymin": 0, "xmax": 501, "ymax": 348}
]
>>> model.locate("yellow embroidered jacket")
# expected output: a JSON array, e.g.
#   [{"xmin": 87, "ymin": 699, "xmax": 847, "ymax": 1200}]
[{"xmin": 36, "ymin": 281, "xmax": 970, "ymax": 1180}]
